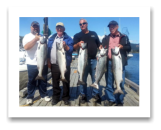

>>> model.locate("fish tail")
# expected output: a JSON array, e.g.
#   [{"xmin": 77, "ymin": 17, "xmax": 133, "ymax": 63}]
[
  {"xmin": 90, "ymin": 83, "xmax": 99, "ymax": 89},
  {"xmin": 77, "ymin": 80, "xmax": 86, "ymax": 85},
  {"xmin": 60, "ymin": 79, "xmax": 68, "ymax": 83},
  {"xmin": 113, "ymin": 89, "xmax": 124, "ymax": 95},
  {"xmin": 35, "ymin": 76, "xmax": 45, "ymax": 81}
]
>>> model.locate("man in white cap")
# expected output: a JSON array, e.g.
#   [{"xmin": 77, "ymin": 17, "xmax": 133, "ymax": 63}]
[
  {"xmin": 47, "ymin": 22, "xmax": 73, "ymax": 105},
  {"xmin": 23, "ymin": 21, "xmax": 50, "ymax": 105}
]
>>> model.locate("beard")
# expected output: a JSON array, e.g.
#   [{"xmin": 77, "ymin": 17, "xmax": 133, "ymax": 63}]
[{"xmin": 33, "ymin": 30, "xmax": 38, "ymax": 35}]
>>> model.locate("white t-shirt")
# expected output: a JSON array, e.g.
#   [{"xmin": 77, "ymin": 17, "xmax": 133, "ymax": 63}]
[{"xmin": 23, "ymin": 33, "xmax": 47, "ymax": 65}]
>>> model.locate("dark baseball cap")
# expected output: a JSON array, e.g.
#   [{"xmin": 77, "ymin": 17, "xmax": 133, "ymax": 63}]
[
  {"xmin": 107, "ymin": 20, "xmax": 118, "ymax": 27},
  {"xmin": 31, "ymin": 21, "xmax": 40, "ymax": 27}
]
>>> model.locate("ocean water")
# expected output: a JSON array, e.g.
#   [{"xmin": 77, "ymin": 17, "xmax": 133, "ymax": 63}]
[{"xmin": 125, "ymin": 53, "xmax": 139, "ymax": 85}]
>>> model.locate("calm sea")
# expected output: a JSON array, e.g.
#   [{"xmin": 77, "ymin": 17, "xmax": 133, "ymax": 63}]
[{"xmin": 125, "ymin": 53, "xmax": 139, "ymax": 85}]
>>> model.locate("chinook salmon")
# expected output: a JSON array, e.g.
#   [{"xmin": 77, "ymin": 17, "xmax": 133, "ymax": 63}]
[
  {"xmin": 77, "ymin": 43, "xmax": 88, "ymax": 85},
  {"xmin": 111, "ymin": 46, "xmax": 124, "ymax": 94},
  {"xmin": 35, "ymin": 36, "xmax": 47, "ymax": 81},
  {"xmin": 90, "ymin": 48, "xmax": 108, "ymax": 89},
  {"xmin": 57, "ymin": 41, "xmax": 68, "ymax": 83}
]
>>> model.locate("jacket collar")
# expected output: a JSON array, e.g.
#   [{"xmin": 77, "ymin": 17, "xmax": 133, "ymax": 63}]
[
  {"xmin": 48, "ymin": 32, "xmax": 68, "ymax": 41},
  {"xmin": 106, "ymin": 31, "xmax": 125, "ymax": 38}
]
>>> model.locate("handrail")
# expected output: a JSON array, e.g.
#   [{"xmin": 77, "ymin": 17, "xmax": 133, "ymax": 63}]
[{"xmin": 125, "ymin": 78, "xmax": 139, "ymax": 95}]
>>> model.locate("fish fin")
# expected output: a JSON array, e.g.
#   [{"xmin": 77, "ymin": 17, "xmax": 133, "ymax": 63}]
[
  {"xmin": 35, "ymin": 76, "xmax": 45, "ymax": 81},
  {"xmin": 77, "ymin": 80, "xmax": 86, "ymax": 85},
  {"xmin": 90, "ymin": 83, "xmax": 99, "ymax": 89},
  {"xmin": 118, "ymin": 89, "xmax": 124, "ymax": 94},
  {"xmin": 60, "ymin": 79, "xmax": 68, "ymax": 83},
  {"xmin": 113, "ymin": 89, "xmax": 124, "ymax": 95},
  {"xmin": 118, "ymin": 55, "xmax": 122, "ymax": 59},
  {"xmin": 113, "ymin": 89, "xmax": 118, "ymax": 94}
]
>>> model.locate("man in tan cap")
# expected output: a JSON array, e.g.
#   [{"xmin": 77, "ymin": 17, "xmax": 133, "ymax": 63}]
[{"xmin": 47, "ymin": 22, "xmax": 74, "ymax": 105}]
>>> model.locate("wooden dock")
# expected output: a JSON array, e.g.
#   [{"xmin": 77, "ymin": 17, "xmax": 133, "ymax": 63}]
[{"xmin": 19, "ymin": 59, "xmax": 139, "ymax": 107}]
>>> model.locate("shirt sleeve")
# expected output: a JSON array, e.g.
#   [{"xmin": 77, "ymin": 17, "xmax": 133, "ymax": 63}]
[
  {"xmin": 73, "ymin": 33, "xmax": 80, "ymax": 45},
  {"xmin": 94, "ymin": 32, "xmax": 101, "ymax": 47},
  {"xmin": 102, "ymin": 36, "xmax": 106, "ymax": 48},
  {"xmin": 122, "ymin": 36, "xmax": 131, "ymax": 52},
  {"xmin": 22, "ymin": 34, "xmax": 28, "ymax": 47},
  {"xmin": 65, "ymin": 37, "xmax": 73, "ymax": 55}
]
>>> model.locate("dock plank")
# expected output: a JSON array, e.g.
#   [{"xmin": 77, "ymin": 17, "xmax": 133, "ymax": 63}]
[
  {"xmin": 124, "ymin": 85, "xmax": 139, "ymax": 100},
  {"xmin": 19, "ymin": 58, "xmax": 139, "ymax": 107},
  {"xmin": 46, "ymin": 101, "xmax": 52, "ymax": 106},
  {"xmin": 124, "ymin": 94, "xmax": 139, "ymax": 106}
]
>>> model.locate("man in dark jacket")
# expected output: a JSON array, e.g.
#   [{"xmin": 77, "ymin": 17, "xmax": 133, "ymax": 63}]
[
  {"xmin": 47, "ymin": 22, "xmax": 73, "ymax": 105},
  {"xmin": 100, "ymin": 20, "xmax": 131, "ymax": 106},
  {"xmin": 73, "ymin": 18, "xmax": 101, "ymax": 104}
]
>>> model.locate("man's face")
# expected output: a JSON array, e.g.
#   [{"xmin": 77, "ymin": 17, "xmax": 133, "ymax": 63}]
[
  {"xmin": 56, "ymin": 26, "xmax": 65, "ymax": 36},
  {"xmin": 31, "ymin": 25, "xmax": 40, "ymax": 35},
  {"xmin": 109, "ymin": 25, "xmax": 118, "ymax": 35},
  {"xmin": 79, "ymin": 20, "xmax": 88, "ymax": 31}
]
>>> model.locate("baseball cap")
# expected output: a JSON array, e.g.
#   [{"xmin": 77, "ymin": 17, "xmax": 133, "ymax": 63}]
[
  {"xmin": 31, "ymin": 21, "xmax": 40, "ymax": 27},
  {"xmin": 107, "ymin": 20, "xmax": 118, "ymax": 27},
  {"xmin": 56, "ymin": 22, "xmax": 64, "ymax": 27}
]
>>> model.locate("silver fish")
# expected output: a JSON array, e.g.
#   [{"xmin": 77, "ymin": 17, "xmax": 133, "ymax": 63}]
[
  {"xmin": 91, "ymin": 48, "xmax": 107, "ymax": 89},
  {"xmin": 77, "ymin": 43, "xmax": 88, "ymax": 85},
  {"xmin": 57, "ymin": 41, "xmax": 68, "ymax": 83},
  {"xmin": 111, "ymin": 46, "xmax": 124, "ymax": 94},
  {"xmin": 35, "ymin": 36, "xmax": 47, "ymax": 81}
]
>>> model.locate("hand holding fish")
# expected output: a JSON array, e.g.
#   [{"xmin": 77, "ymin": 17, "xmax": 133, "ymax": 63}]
[
  {"xmin": 99, "ymin": 45, "xmax": 103, "ymax": 50},
  {"xmin": 78, "ymin": 41, "xmax": 84, "ymax": 48},
  {"xmin": 35, "ymin": 33, "xmax": 41, "ymax": 41},
  {"xmin": 63, "ymin": 41, "xmax": 66, "ymax": 47},
  {"xmin": 63, "ymin": 41, "xmax": 69, "ymax": 51},
  {"xmin": 118, "ymin": 44, "xmax": 123, "ymax": 49}
]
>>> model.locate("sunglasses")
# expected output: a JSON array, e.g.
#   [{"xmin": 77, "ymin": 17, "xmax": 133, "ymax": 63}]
[
  {"xmin": 56, "ymin": 26, "xmax": 64, "ymax": 29},
  {"xmin": 109, "ymin": 25, "xmax": 117, "ymax": 29},
  {"xmin": 79, "ymin": 22, "xmax": 87, "ymax": 26}
]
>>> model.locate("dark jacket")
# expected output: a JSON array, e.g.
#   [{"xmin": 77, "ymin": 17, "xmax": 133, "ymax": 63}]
[
  {"xmin": 47, "ymin": 32, "xmax": 74, "ymax": 66},
  {"xmin": 102, "ymin": 33, "xmax": 131, "ymax": 66}
]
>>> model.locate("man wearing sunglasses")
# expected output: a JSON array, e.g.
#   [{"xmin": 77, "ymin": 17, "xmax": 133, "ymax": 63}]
[
  {"xmin": 23, "ymin": 21, "xmax": 50, "ymax": 105},
  {"xmin": 47, "ymin": 22, "xmax": 73, "ymax": 105},
  {"xmin": 73, "ymin": 18, "xmax": 101, "ymax": 104},
  {"xmin": 99, "ymin": 20, "xmax": 131, "ymax": 106}
]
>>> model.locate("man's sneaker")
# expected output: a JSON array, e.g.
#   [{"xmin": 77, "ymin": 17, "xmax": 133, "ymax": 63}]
[
  {"xmin": 108, "ymin": 101, "xmax": 116, "ymax": 106},
  {"xmin": 41, "ymin": 96, "xmax": 51, "ymax": 102},
  {"xmin": 26, "ymin": 99, "xmax": 33, "ymax": 105},
  {"xmin": 116, "ymin": 103, "xmax": 124, "ymax": 106},
  {"xmin": 79, "ymin": 94, "xmax": 86, "ymax": 104}
]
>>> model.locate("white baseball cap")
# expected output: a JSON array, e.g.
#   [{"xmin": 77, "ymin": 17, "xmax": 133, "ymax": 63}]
[{"xmin": 56, "ymin": 22, "xmax": 64, "ymax": 27}]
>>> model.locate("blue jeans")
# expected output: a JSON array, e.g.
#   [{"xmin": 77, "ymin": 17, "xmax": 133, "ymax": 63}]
[
  {"xmin": 27, "ymin": 64, "xmax": 48, "ymax": 99},
  {"xmin": 79, "ymin": 59, "xmax": 99, "ymax": 97},
  {"xmin": 105, "ymin": 60, "xmax": 125, "ymax": 104}
]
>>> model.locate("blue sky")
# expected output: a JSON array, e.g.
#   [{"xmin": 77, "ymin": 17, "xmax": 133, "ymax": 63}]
[{"xmin": 19, "ymin": 17, "xmax": 139, "ymax": 44}]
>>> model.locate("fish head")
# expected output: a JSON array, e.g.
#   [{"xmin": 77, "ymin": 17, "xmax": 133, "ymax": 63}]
[
  {"xmin": 111, "ymin": 46, "xmax": 120, "ymax": 55},
  {"xmin": 40, "ymin": 36, "xmax": 46, "ymax": 44},
  {"xmin": 100, "ymin": 48, "xmax": 108, "ymax": 56},
  {"xmin": 81, "ymin": 42, "xmax": 87, "ymax": 49},
  {"xmin": 56, "ymin": 41, "xmax": 63, "ymax": 50}
]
